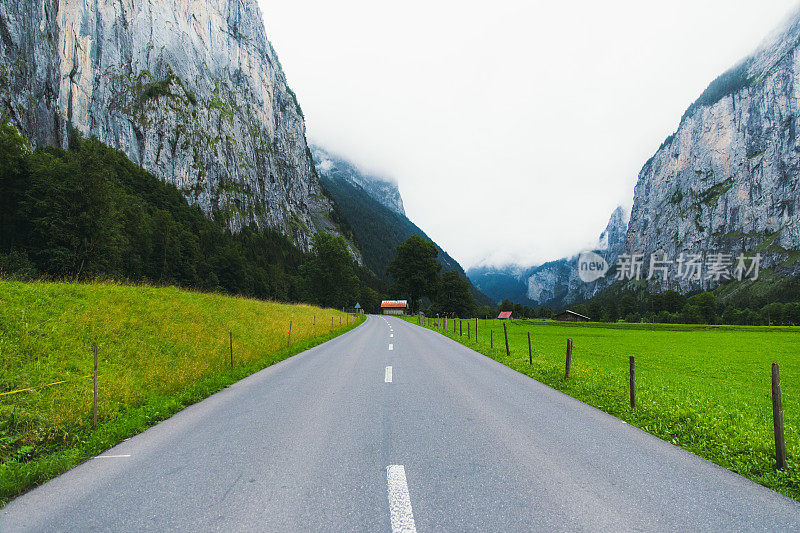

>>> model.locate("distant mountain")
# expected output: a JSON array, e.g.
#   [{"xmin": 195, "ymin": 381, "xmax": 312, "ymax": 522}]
[
  {"xmin": 469, "ymin": 206, "xmax": 628, "ymax": 308},
  {"xmin": 311, "ymin": 146, "xmax": 405, "ymax": 217},
  {"xmin": 467, "ymin": 264, "xmax": 535, "ymax": 306},
  {"xmin": 314, "ymin": 147, "xmax": 493, "ymax": 307}
]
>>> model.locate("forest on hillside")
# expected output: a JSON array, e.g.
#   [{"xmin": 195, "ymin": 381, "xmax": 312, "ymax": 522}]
[{"xmin": 0, "ymin": 119, "xmax": 386, "ymax": 312}]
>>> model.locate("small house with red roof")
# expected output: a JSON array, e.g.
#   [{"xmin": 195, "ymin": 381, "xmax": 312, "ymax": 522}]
[
  {"xmin": 497, "ymin": 311, "xmax": 513, "ymax": 320},
  {"xmin": 381, "ymin": 300, "xmax": 409, "ymax": 315}
]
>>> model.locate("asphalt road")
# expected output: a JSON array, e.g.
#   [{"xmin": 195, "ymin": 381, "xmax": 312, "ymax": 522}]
[{"xmin": 3, "ymin": 315, "xmax": 800, "ymax": 531}]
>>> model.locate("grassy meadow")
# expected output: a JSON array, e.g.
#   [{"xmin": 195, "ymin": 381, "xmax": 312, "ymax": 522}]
[
  {"xmin": 0, "ymin": 281, "xmax": 363, "ymax": 504},
  {"xmin": 407, "ymin": 316, "xmax": 800, "ymax": 500}
]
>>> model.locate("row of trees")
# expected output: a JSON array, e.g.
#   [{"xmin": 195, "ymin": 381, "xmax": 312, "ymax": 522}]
[
  {"xmin": 488, "ymin": 289, "xmax": 800, "ymax": 326},
  {"xmin": 572, "ymin": 290, "xmax": 800, "ymax": 326}
]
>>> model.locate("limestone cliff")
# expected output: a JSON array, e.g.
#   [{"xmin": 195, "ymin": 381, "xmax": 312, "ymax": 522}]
[
  {"xmin": 0, "ymin": 0, "xmax": 344, "ymax": 251},
  {"xmin": 626, "ymin": 7, "xmax": 800, "ymax": 288}
]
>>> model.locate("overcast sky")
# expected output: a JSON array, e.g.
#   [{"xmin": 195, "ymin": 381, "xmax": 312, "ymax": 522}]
[{"xmin": 257, "ymin": 0, "xmax": 800, "ymax": 268}]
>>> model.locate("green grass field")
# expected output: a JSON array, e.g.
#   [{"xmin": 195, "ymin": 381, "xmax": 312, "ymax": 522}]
[
  {"xmin": 406, "ymin": 316, "xmax": 800, "ymax": 500},
  {"xmin": 0, "ymin": 281, "xmax": 363, "ymax": 504}
]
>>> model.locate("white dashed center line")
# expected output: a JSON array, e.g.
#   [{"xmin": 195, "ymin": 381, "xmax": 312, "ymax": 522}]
[
  {"xmin": 390, "ymin": 334, "xmax": 394, "ymax": 338},
  {"xmin": 385, "ymin": 366, "xmax": 393, "ymax": 383},
  {"xmin": 387, "ymin": 465, "xmax": 416, "ymax": 533},
  {"xmin": 389, "ymin": 344, "xmax": 394, "ymax": 350}
]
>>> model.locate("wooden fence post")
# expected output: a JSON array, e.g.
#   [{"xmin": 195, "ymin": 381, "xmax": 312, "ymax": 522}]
[
  {"xmin": 92, "ymin": 344, "xmax": 98, "ymax": 429},
  {"xmin": 491, "ymin": 330, "xmax": 494, "ymax": 349},
  {"xmin": 475, "ymin": 318, "xmax": 478, "ymax": 343},
  {"xmin": 467, "ymin": 321, "xmax": 470, "ymax": 340},
  {"xmin": 230, "ymin": 331, "xmax": 233, "ymax": 368},
  {"xmin": 331, "ymin": 316, "xmax": 334, "ymax": 332},
  {"xmin": 528, "ymin": 332, "xmax": 532, "ymax": 364},
  {"xmin": 460, "ymin": 320, "xmax": 463, "ymax": 337},
  {"xmin": 629, "ymin": 356, "xmax": 636, "ymax": 408},
  {"xmin": 503, "ymin": 322, "xmax": 510, "ymax": 357},
  {"xmin": 565, "ymin": 338, "xmax": 573, "ymax": 379},
  {"xmin": 288, "ymin": 321, "xmax": 292, "ymax": 347},
  {"xmin": 313, "ymin": 315, "xmax": 316, "ymax": 336},
  {"xmin": 772, "ymin": 363, "xmax": 787, "ymax": 469}
]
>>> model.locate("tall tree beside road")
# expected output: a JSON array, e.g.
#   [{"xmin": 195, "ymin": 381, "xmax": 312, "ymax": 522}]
[
  {"xmin": 434, "ymin": 270, "xmax": 476, "ymax": 318},
  {"xmin": 387, "ymin": 235, "xmax": 441, "ymax": 313},
  {"xmin": 301, "ymin": 233, "xmax": 359, "ymax": 310}
]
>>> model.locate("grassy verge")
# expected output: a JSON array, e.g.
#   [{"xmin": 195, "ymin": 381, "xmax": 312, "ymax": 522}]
[
  {"xmin": 0, "ymin": 281, "xmax": 364, "ymax": 505},
  {"xmin": 405, "ymin": 316, "xmax": 800, "ymax": 500}
]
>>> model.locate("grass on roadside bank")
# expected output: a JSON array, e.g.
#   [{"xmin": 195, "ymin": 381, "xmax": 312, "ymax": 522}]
[
  {"xmin": 406, "ymin": 316, "xmax": 800, "ymax": 501},
  {"xmin": 0, "ymin": 281, "xmax": 364, "ymax": 505}
]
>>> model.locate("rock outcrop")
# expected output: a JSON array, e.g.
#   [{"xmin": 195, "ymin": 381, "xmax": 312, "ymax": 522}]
[{"xmin": 0, "ymin": 0, "xmax": 343, "ymax": 251}]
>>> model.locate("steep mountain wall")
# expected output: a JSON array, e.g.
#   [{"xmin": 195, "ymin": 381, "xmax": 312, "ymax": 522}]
[
  {"xmin": 626, "ymin": 7, "xmax": 800, "ymax": 288},
  {"xmin": 0, "ymin": 0, "xmax": 341, "ymax": 251}
]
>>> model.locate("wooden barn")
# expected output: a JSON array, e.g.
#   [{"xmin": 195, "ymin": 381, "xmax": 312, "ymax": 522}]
[
  {"xmin": 381, "ymin": 300, "xmax": 409, "ymax": 315},
  {"xmin": 554, "ymin": 310, "xmax": 591, "ymax": 322}
]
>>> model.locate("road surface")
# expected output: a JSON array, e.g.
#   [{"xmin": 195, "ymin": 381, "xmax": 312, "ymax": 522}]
[{"xmin": 2, "ymin": 315, "xmax": 800, "ymax": 531}]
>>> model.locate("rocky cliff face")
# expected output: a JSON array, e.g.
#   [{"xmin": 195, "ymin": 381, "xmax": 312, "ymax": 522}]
[
  {"xmin": 0, "ymin": 0, "xmax": 342, "ymax": 251},
  {"xmin": 597, "ymin": 205, "xmax": 628, "ymax": 255},
  {"xmin": 311, "ymin": 145, "xmax": 405, "ymax": 216},
  {"xmin": 626, "ymin": 7, "xmax": 800, "ymax": 288}
]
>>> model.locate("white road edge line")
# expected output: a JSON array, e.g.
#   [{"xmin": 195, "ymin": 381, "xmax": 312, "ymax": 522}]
[
  {"xmin": 93, "ymin": 454, "xmax": 131, "ymax": 458},
  {"xmin": 385, "ymin": 366, "xmax": 393, "ymax": 383},
  {"xmin": 389, "ymin": 344, "xmax": 394, "ymax": 350},
  {"xmin": 386, "ymin": 465, "xmax": 417, "ymax": 533}
]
